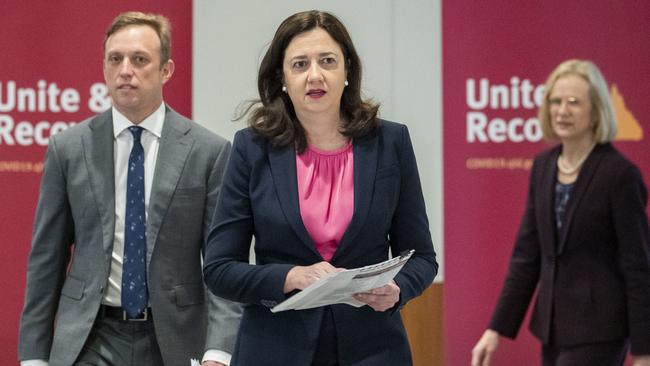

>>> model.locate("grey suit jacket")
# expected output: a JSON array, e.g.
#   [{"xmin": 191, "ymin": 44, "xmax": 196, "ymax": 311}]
[{"xmin": 18, "ymin": 107, "xmax": 242, "ymax": 365}]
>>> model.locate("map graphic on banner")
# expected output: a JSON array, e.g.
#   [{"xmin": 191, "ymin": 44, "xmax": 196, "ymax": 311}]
[
  {"xmin": 0, "ymin": 3, "xmax": 191, "ymax": 363},
  {"xmin": 443, "ymin": 1, "xmax": 649, "ymax": 365}
]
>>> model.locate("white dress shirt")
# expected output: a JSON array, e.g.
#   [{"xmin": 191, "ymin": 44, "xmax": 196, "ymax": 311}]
[{"xmin": 104, "ymin": 103, "xmax": 164, "ymax": 306}]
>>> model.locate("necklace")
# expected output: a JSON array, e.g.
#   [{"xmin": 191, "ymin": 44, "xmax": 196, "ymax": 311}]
[{"xmin": 557, "ymin": 143, "xmax": 596, "ymax": 175}]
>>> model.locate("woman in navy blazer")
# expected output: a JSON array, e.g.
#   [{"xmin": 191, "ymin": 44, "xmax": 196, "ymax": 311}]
[
  {"xmin": 472, "ymin": 60, "xmax": 650, "ymax": 366},
  {"xmin": 203, "ymin": 10, "xmax": 437, "ymax": 366}
]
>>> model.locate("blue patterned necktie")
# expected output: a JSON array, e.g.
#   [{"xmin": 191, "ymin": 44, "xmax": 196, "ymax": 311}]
[{"xmin": 121, "ymin": 126, "xmax": 148, "ymax": 317}]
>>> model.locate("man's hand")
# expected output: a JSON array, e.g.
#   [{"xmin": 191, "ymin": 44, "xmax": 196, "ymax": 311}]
[{"xmin": 353, "ymin": 280, "xmax": 400, "ymax": 312}]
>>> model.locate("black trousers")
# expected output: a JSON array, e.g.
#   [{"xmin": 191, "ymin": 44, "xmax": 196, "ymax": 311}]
[{"xmin": 542, "ymin": 339, "xmax": 629, "ymax": 366}]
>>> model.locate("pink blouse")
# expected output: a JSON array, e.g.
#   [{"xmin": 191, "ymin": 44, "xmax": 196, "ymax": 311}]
[{"xmin": 296, "ymin": 142, "xmax": 354, "ymax": 262}]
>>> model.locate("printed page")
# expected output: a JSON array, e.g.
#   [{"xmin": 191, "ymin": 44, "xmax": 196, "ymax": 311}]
[{"xmin": 271, "ymin": 250, "xmax": 414, "ymax": 312}]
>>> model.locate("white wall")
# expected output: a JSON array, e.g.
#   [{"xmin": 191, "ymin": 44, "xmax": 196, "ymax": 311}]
[{"xmin": 193, "ymin": 0, "xmax": 444, "ymax": 280}]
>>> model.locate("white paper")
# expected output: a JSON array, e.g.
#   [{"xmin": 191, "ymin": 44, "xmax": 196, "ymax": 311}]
[{"xmin": 271, "ymin": 250, "xmax": 414, "ymax": 312}]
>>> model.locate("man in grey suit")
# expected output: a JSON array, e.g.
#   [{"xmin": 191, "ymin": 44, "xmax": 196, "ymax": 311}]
[{"xmin": 18, "ymin": 11, "xmax": 241, "ymax": 366}]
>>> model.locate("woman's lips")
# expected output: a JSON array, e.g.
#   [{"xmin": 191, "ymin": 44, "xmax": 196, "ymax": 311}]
[
  {"xmin": 555, "ymin": 121, "xmax": 572, "ymax": 128},
  {"xmin": 307, "ymin": 89, "xmax": 326, "ymax": 98}
]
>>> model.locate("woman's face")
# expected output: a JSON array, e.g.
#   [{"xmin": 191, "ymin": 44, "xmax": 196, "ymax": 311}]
[
  {"xmin": 548, "ymin": 74, "xmax": 595, "ymax": 144},
  {"xmin": 282, "ymin": 27, "xmax": 347, "ymax": 120}
]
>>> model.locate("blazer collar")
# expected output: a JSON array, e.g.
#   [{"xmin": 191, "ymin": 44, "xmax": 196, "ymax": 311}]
[
  {"xmin": 84, "ymin": 109, "xmax": 116, "ymax": 257},
  {"xmin": 83, "ymin": 107, "xmax": 193, "ymax": 262},
  {"xmin": 268, "ymin": 143, "xmax": 321, "ymax": 258},
  {"xmin": 556, "ymin": 143, "xmax": 608, "ymax": 254},
  {"xmin": 146, "ymin": 107, "xmax": 194, "ymax": 259},
  {"xmin": 332, "ymin": 133, "xmax": 378, "ymax": 262},
  {"xmin": 537, "ymin": 146, "xmax": 560, "ymax": 257}
]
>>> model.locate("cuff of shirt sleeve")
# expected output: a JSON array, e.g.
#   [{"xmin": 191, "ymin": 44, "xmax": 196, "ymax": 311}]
[
  {"xmin": 202, "ymin": 349, "xmax": 232, "ymax": 365},
  {"xmin": 21, "ymin": 360, "xmax": 49, "ymax": 366}
]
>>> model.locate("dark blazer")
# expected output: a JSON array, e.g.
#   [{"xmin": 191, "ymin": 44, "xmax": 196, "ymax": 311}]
[
  {"xmin": 19, "ymin": 107, "xmax": 242, "ymax": 365},
  {"xmin": 489, "ymin": 143, "xmax": 650, "ymax": 355},
  {"xmin": 204, "ymin": 120, "xmax": 438, "ymax": 365}
]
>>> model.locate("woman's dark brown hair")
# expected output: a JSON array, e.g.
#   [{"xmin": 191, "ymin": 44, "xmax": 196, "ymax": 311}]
[{"xmin": 242, "ymin": 10, "xmax": 379, "ymax": 152}]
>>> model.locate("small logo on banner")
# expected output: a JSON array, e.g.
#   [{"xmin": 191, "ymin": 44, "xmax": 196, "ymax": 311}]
[{"xmin": 611, "ymin": 85, "xmax": 643, "ymax": 141}]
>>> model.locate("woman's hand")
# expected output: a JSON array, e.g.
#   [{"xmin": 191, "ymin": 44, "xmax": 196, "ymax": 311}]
[
  {"xmin": 283, "ymin": 261, "xmax": 342, "ymax": 293},
  {"xmin": 471, "ymin": 329, "xmax": 500, "ymax": 366},
  {"xmin": 353, "ymin": 280, "xmax": 401, "ymax": 312},
  {"xmin": 633, "ymin": 355, "xmax": 650, "ymax": 366}
]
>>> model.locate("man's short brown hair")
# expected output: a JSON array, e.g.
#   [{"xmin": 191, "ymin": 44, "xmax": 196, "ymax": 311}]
[{"xmin": 104, "ymin": 11, "xmax": 172, "ymax": 65}]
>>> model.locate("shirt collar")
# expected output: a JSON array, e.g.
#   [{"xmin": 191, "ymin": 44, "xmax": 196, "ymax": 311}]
[{"xmin": 112, "ymin": 103, "xmax": 166, "ymax": 138}]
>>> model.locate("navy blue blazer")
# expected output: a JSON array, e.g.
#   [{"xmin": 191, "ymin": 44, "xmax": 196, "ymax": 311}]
[
  {"xmin": 204, "ymin": 120, "xmax": 438, "ymax": 365},
  {"xmin": 489, "ymin": 143, "xmax": 650, "ymax": 355}
]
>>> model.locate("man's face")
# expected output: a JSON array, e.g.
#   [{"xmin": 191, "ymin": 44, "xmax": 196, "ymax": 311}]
[{"xmin": 103, "ymin": 24, "xmax": 174, "ymax": 122}]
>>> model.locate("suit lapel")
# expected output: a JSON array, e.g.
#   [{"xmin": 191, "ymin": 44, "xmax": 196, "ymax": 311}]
[
  {"xmin": 268, "ymin": 131, "xmax": 378, "ymax": 261},
  {"xmin": 557, "ymin": 143, "xmax": 606, "ymax": 254},
  {"xmin": 83, "ymin": 110, "xmax": 116, "ymax": 258},
  {"xmin": 537, "ymin": 147, "xmax": 560, "ymax": 257},
  {"xmin": 332, "ymin": 133, "xmax": 378, "ymax": 261},
  {"xmin": 268, "ymin": 144, "xmax": 321, "ymax": 257},
  {"xmin": 147, "ymin": 108, "xmax": 193, "ymax": 261}
]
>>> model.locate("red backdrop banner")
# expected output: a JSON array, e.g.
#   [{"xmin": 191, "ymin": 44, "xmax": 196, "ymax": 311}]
[
  {"xmin": 0, "ymin": 2, "xmax": 191, "ymax": 362},
  {"xmin": 443, "ymin": 1, "xmax": 650, "ymax": 365}
]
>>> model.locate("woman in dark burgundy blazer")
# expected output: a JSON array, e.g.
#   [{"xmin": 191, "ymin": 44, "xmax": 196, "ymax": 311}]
[{"xmin": 472, "ymin": 59, "xmax": 650, "ymax": 366}]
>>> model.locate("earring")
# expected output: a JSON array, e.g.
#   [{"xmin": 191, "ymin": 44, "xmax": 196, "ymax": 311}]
[
  {"xmin": 344, "ymin": 80, "xmax": 349, "ymax": 86},
  {"xmin": 282, "ymin": 85, "xmax": 287, "ymax": 93}
]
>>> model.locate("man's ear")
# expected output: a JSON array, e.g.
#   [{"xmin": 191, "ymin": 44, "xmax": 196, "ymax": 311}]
[{"xmin": 161, "ymin": 59, "xmax": 175, "ymax": 84}]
